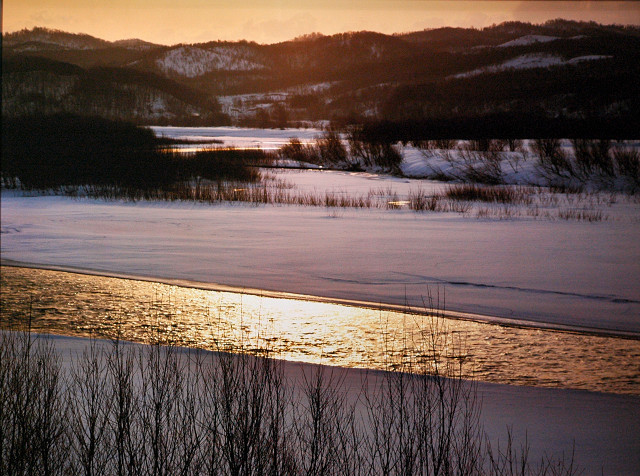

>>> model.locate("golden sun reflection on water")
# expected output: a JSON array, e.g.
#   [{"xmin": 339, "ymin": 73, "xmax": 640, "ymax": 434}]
[{"xmin": 1, "ymin": 266, "xmax": 639, "ymax": 395}]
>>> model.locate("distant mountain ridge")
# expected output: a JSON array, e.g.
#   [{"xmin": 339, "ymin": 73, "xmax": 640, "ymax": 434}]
[
  {"xmin": 3, "ymin": 27, "xmax": 159, "ymax": 50},
  {"xmin": 3, "ymin": 27, "xmax": 116, "ymax": 50},
  {"xmin": 3, "ymin": 22, "xmax": 639, "ymax": 128}
]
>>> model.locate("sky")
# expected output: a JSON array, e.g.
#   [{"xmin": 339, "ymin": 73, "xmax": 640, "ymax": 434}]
[{"xmin": 3, "ymin": 1, "xmax": 640, "ymax": 45}]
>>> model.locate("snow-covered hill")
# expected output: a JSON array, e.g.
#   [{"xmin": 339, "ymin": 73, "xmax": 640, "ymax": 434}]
[{"xmin": 156, "ymin": 45, "xmax": 265, "ymax": 77}]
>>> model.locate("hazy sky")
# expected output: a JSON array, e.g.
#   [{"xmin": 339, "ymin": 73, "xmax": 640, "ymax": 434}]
[{"xmin": 4, "ymin": 1, "xmax": 640, "ymax": 45}]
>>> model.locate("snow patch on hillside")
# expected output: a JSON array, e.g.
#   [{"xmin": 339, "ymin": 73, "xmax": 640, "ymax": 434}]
[
  {"xmin": 9, "ymin": 42, "xmax": 64, "ymax": 52},
  {"xmin": 156, "ymin": 46, "xmax": 264, "ymax": 77},
  {"xmin": 566, "ymin": 55, "xmax": 612, "ymax": 64},
  {"xmin": 454, "ymin": 53, "xmax": 610, "ymax": 78},
  {"xmin": 497, "ymin": 35, "xmax": 559, "ymax": 47},
  {"xmin": 218, "ymin": 82, "xmax": 336, "ymax": 120}
]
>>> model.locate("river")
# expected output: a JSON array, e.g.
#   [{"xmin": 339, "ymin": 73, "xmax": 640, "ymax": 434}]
[{"xmin": 2, "ymin": 265, "xmax": 638, "ymax": 395}]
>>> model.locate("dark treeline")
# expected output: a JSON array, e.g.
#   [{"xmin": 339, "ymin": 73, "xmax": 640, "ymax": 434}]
[
  {"xmin": 2, "ymin": 56, "xmax": 230, "ymax": 125},
  {"xmin": 1, "ymin": 114, "xmax": 261, "ymax": 189},
  {"xmin": 353, "ymin": 113, "xmax": 640, "ymax": 144}
]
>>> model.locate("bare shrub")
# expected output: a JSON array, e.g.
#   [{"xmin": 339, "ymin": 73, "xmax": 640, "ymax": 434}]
[
  {"xmin": 452, "ymin": 140, "xmax": 508, "ymax": 184},
  {"xmin": 106, "ymin": 339, "xmax": 141, "ymax": 476},
  {"xmin": 0, "ymin": 331, "xmax": 70, "ymax": 476},
  {"xmin": 294, "ymin": 366, "xmax": 357, "ymax": 476},
  {"xmin": 457, "ymin": 149, "xmax": 504, "ymax": 185},
  {"xmin": 279, "ymin": 138, "xmax": 319, "ymax": 164},
  {"xmin": 486, "ymin": 430, "xmax": 581, "ymax": 476},
  {"xmin": 613, "ymin": 145, "xmax": 640, "ymax": 188},
  {"xmin": 136, "ymin": 344, "xmax": 201, "ymax": 476},
  {"xmin": 316, "ymin": 129, "xmax": 348, "ymax": 165},
  {"xmin": 348, "ymin": 129, "xmax": 403, "ymax": 172},
  {"xmin": 435, "ymin": 139, "xmax": 458, "ymax": 150},
  {"xmin": 445, "ymin": 184, "xmax": 533, "ymax": 205},
  {"xmin": 196, "ymin": 342, "xmax": 295, "ymax": 476},
  {"xmin": 502, "ymin": 140, "xmax": 527, "ymax": 174},
  {"xmin": 411, "ymin": 140, "xmax": 434, "ymax": 150},
  {"xmin": 1, "ymin": 302, "xmax": 583, "ymax": 476},
  {"xmin": 533, "ymin": 139, "xmax": 573, "ymax": 179},
  {"xmin": 571, "ymin": 139, "xmax": 614, "ymax": 179},
  {"xmin": 506, "ymin": 139, "xmax": 524, "ymax": 153},
  {"xmin": 408, "ymin": 188, "xmax": 442, "ymax": 211},
  {"xmin": 68, "ymin": 341, "xmax": 113, "ymax": 476},
  {"xmin": 412, "ymin": 139, "xmax": 458, "ymax": 151},
  {"xmin": 549, "ymin": 184, "xmax": 583, "ymax": 194},
  {"xmin": 464, "ymin": 139, "xmax": 505, "ymax": 153},
  {"xmin": 557, "ymin": 208, "xmax": 605, "ymax": 222},
  {"xmin": 360, "ymin": 306, "xmax": 484, "ymax": 475},
  {"xmin": 280, "ymin": 132, "xmax": 348, "ymax": 167}
]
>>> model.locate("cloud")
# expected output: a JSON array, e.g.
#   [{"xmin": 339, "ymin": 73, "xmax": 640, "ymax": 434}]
[
  {"xmin": 241, "ymin": 13, "xmax": 320, "ymax": 43},
  {"xmin": 4, "ymin": 0, "xmax": 638, "ymax": 44},
  {"xmin": 510, "ymin": 1, "xmax": 640, "ymax": 25}
]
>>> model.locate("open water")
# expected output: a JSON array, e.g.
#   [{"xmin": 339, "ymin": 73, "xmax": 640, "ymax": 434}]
[{"xmin": 2, "ymin": 265, "xmax": 639, "ymax": 394}]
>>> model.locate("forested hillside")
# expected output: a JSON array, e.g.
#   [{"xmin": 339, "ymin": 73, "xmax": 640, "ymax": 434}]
[{"xmin": 3, "ymin": 21, "xmax": 639, "ymax": 133}]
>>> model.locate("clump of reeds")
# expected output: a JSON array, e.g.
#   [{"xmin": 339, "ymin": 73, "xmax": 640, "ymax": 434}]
[
  {"xmin": 408, "ymin": 188, "xmax": 443, "ymax": 211},
  {"xmin": 444, "ymin": 184, "xmax": 534, "ymax": 205},
  {"xmin": 557, "ymin": 208, "xmax": 605, "ymax": 222}
]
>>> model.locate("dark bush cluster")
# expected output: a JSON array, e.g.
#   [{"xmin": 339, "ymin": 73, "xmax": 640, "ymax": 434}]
[
  {"xmin": 279, "ymin": 130, "xmax": 351, "ymax": 168},
  {"xmin": 278, "ymin": 138, "xmax": 318, "ymax": 164},
  {"xmin": 1, "ymin": 114, "xmax": 166, "ymax": 188},
  {"xmin": 1, "ymin": 114, "xmax": 264, "ymax": 189},
  {"xmin": 348, "ymin": 128, "xmax": 403, "ymax": 172},
  {"xmin": 353, "ymin": 114, "xmax": 640, "ymax": 145},
  {"xmin": 316, "ymin": 129, "xmax": 349, "ymax": 165},
  {"xmin": 177, "ymin": 149, "xmax": 264, "ymax": 183}
]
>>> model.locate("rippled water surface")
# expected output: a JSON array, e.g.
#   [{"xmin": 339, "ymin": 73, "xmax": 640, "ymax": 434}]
[{"xmin": 2, "ymin": 266, "xmax": 639, "ymax": 394}]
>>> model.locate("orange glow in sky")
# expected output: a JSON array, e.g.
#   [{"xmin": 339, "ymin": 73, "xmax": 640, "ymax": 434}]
[{"xmin": 3, "ymin": 1, "xmax": 640, "ymax": 45}]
